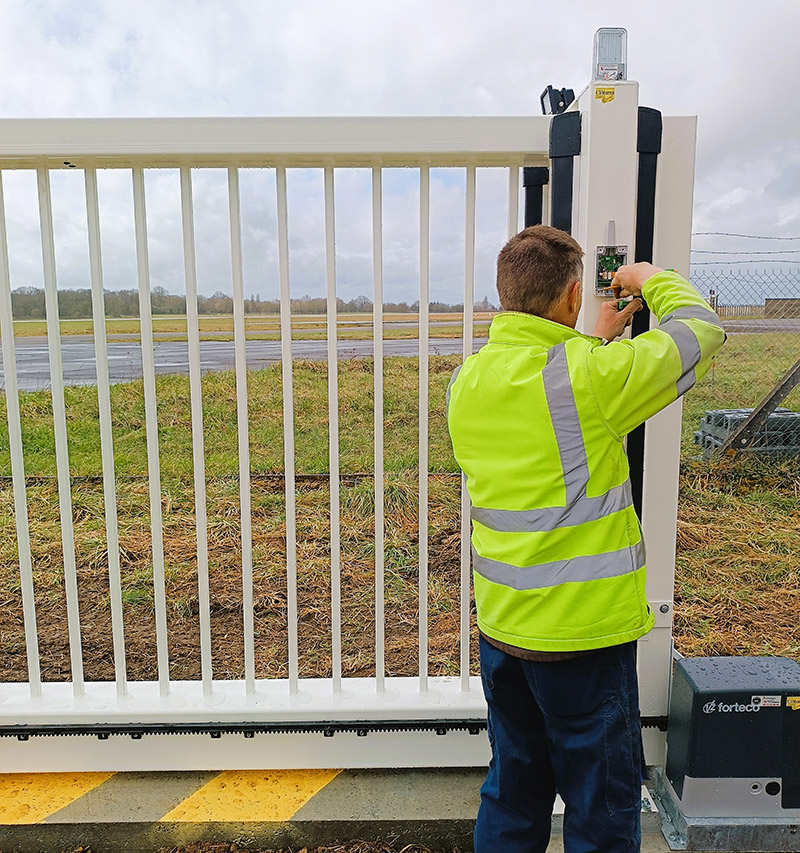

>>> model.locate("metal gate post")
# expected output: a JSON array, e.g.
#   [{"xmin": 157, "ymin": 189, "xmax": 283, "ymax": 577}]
[
  {"xmin": 571, "ymin": 79, "xmax": 640, "ymax": 336},
  {"xmin": 569, "ymin": 78, "xmax": 692, "ymax": 763},
  {"xmin": 639, "ymin": 115, "xmax": 698, "ymax": 765}
]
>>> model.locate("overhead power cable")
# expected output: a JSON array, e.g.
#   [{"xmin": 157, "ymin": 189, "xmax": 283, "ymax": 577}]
[
  {"xmin": 691, "ymin": 259, "xmax": 800, "ymax": 265},
  {"xmin": 692, "ymin": 231, "xmax": 800, "ymax": 240},
  {"xmin": 691, "ymin": 249, "xmax": 800, "ymax": 255}
]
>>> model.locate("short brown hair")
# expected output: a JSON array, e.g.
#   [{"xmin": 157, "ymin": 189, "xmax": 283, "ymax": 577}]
[{"xmin": 496, "ymin": 225, "xmax": 584, "ymax": 317}]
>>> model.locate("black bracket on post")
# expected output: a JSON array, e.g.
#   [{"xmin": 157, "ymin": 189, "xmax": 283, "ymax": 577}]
[
  {"xmin": 522, "ymin": 166, "xmax": 549, "ymax": 228},
  {"xmin": 548, "ymin": 112, "xmax": 581, "ymax": 234},
  {"xmin": 628, "ymin": 107, "xmax": 663, "ymax": 518}
]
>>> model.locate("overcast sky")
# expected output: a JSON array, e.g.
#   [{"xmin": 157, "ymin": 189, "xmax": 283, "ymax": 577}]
[{"xmin": 0, "ymin": 0, "xmax": 798, "ymax": 306}]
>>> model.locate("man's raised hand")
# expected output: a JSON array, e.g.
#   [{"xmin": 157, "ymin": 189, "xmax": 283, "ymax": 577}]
[
  {"xmin": 610, "ymin": 262, "xmax": 664, "ymax": 298},
  {"xmin": 593, "ymin": 298, "xmax": 643, "ymax": 342}
]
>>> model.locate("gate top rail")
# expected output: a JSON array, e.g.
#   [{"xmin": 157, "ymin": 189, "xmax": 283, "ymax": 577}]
[{"xmin": 0, "ymin": 116, "xmax": 551, "ymax": 168}]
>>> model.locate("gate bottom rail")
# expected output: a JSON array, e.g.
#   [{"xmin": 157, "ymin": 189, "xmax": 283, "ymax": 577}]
[{"xmin": 0, "ymin": 715, "xmax": 668, "ymax": 740}]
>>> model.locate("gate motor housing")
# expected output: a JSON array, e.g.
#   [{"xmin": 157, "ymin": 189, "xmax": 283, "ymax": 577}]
[{"xmin": 664, "ymin": 656, "xmax": 800, "ymax": 817}]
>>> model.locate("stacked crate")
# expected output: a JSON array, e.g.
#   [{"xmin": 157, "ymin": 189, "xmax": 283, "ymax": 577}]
[{"xmin": 694, "ymin": 408, "xmax": 800, "ymax": 457}]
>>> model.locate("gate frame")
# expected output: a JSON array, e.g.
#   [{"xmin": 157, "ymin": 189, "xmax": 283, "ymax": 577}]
[{"xmin": 0, "ymin": 89, "xmax": 696, "ymax": 771}]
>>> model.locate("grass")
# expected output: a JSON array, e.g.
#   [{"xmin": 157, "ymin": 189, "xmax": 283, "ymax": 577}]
[
  {"xmin": 0, "ymin": 335, "xmax": 797, "ymax": 683},
  {"xmin": 0, "ymin": 472, "xmax": 470, "ymax": 682},
  {"xmin": 152, "ymin": 323, "xmax": 487, "ymax": 342},
  {"xmin": 0, "ymin": 356, "xmax": 469, "ymax": 682},
  {"xmin": 675, "ymin": 458, "xmax": 799, "ymax": 659},
  {"xmin": 9, "ymin": 312, "xmax": 494, "ymax": 340},
  {"xmin": 157, "ymin": 843, "xmax": 454, "ymax": 853},
  {"xmin": 0, "ymin": 356, "xmax": 462, "ymax": 479}
]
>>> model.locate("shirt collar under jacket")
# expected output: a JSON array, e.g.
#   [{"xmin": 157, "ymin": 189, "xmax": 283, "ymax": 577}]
[{"xmin": 488, "ymin": 311, "xmax": 596, "ymax": 349}]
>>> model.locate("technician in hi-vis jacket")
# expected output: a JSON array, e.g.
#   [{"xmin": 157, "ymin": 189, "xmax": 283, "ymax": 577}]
[{"xmin": 447, "ymin": 225, "xmax": 725, "ymax": 853}]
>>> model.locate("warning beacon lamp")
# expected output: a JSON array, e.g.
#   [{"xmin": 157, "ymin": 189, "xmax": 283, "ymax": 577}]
[{"xmin": 592, "ymin": 27, "xmax": 627, "ymax": 81}]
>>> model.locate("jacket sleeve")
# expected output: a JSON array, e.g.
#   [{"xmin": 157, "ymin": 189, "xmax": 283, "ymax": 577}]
[{"xmin": 585, "ymin": 270, "xmax": 726, "ymax": 438}]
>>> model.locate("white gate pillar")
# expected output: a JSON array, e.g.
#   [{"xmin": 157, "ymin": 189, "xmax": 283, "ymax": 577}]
[{"xmin": 563, "ymin": 79, "xmax": 696, "ymax": 763}]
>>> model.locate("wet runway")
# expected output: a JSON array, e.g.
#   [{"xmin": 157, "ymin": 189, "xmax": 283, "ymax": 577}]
[
  {"xmin": 1, "ymin": 316, "xmax": 795, "ymax": 392},
  {"xmin": 0, "ymin": 336, "xmax": 484, "ymax": 392}
]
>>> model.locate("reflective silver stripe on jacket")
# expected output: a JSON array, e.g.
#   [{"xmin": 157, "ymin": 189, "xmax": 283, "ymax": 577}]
[
  {"xmin": 657, "ymin": 318, "xmax": 702, "ymax": 397},
  {"xmin": 471, "ymin": 343, "xmax": 634, "ymax": 534},
  {"xmin": 472, "ymin": 481, "xmax": 631, "ymax": 532},
  {"xmin": 661, "ymin": 304, "xmax": 724, "ymax": 328},
  {"xmin": 472, "ymin": 540, "xmax": 646, "ymax": 591},
  {"xmin": 541, "ymin": 344, "xmax": 588, "ymax": 503},
  {"xmin": 657, "ymin": 304, "xmax": 724, "ymax": 397}
]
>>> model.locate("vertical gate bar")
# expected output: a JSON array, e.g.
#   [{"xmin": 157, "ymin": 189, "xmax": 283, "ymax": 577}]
[
  {"xmin": 85, "ymin": 168, "xmax": 127, "ymax": 696},
  {"xmin": 132, "ymin": 167, "xmax": 171, "ymax": 697},
  {"xmin": 372, "ymin": 165, "xmax": 385, "ymax": 693},
  {"xmin": 542, "ymin": 164, "xmax": 551, "ymax": 227},
  {"xmin": 461, "ymin": 165, "xmax": 476, "ymax": 691},
  {"xmin": 0, "ymin": 173, "xmax": 41, "ymax": 697},
  {"xmin": 276, "ymin": 167, "xmax": 299, "ymax": 694},
  {"xmin": 181, "ymin": 168, "xmax": 213, "ymax": 696},
  {"xmin": 37, "ymin": 167, "xmax": 85, "ymax": 697},
  {"xmin": 228, "ymin": 167, "xmax": 256, "ymax": 695},
  {"xmin": 508, "ymin": 165, "xmax": 520, "ymax": 239},
  {"xmin": 418, "ymin": 165, "xmax": 430, "ymax": 692},
  {"xmin": 324, "ymin": 165, "xmax": 342, "ymax": 694}
]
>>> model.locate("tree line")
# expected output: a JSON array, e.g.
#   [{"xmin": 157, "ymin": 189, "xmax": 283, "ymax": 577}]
[{"xmin": 10, "ymin": 287, "xmax": 496, "ymax": 319}]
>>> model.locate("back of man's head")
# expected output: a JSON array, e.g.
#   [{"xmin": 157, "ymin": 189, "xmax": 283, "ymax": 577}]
[{"xmin": 496, "ymin": 225, "xmax": 584, "ymax": 318}]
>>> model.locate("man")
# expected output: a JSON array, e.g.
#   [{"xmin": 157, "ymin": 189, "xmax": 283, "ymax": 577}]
[{"xmin": 446, "ymin": 225, "xmax": 725, "ymax": 853}]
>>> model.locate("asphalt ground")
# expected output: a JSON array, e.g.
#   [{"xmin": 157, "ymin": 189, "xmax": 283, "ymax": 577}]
[
  {"xmin": 1, "ymin": 317, "xmax": 795, "ymax": 391},
  {"xmin": 0, "ymin": 337, "xmax": 483, "ymax": 392}
]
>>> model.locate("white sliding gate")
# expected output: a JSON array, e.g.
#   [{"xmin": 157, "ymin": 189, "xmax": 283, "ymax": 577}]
[{"xmin": 0, "ymin": 81, "xmax": 696, "ymax": 772}]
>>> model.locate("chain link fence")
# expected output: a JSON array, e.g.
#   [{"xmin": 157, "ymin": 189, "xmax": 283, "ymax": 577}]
[{"xmin": 682, "ymin": 267, "xmax": 800, "ymax": 460}]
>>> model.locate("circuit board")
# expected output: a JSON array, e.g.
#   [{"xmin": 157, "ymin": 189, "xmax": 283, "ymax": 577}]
[{"xmin": 595, "ymin": 245, "xmax": 627, "ymax": 296}]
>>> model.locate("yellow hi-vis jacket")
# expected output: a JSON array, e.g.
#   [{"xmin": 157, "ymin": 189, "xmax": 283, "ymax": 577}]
[{"xmin": 447, "ymin": 271, "xmax": 726, "ymax": 652}]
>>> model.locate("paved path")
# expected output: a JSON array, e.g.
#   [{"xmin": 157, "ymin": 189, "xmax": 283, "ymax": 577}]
[
  {"xmin": 0, "ymin": 767, "xmax": 667, "ymax": 852},
  {"xmin": 0, "ymin": 337, "xmax": 484, "ymax": 392},
  {"xmin": 722, "ymin": 318, "xmax": 800, "ymax": 334}
]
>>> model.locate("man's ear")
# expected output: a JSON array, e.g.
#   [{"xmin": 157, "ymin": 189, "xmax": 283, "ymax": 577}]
[{"xmin": 568, "ymin": 280, "xmax": 582, "ymax": 312}]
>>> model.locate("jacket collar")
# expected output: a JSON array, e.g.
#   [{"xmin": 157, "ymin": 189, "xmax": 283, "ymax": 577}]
[{"xmin": 488, "ymin": 311, "xmax": 593, "ymax": 348}]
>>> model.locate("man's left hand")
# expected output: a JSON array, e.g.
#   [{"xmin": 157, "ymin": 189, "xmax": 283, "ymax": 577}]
[{"xmin": 592, "ymin": 298, "xmax": 643, "ymax": 342}]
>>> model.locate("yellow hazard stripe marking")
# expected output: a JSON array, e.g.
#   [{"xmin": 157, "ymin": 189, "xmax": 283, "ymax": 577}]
[
  {"xmin": 0, "ymin": 772, "xmax": 115, "ymax": 824},
  {"xmin": 160, "ymin": 769, "xmax": 341, "ymax": 822}
]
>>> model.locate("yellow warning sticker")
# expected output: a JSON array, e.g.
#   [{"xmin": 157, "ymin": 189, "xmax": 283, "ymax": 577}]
[
  {"xmin": 788, "ymin": 697, "xmax": 800, "ymax": 710},
  {"xmin": 595, "ymin": 87, "xmax": 615, "ymax": 104}
]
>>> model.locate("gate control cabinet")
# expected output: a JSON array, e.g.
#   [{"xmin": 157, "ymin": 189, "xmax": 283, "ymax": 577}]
[
  {"xmin": 664, "ymin": 656, "xmax": 800, "ymax": 817},
  {"xmin": 594, "ymin": 244, "xmax": 628, "ymax": 297}
]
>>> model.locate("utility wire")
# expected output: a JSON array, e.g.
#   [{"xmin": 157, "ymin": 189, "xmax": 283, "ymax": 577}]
[
  {"xmin": 691, "ymin": 249, "xmax": 800, "ymax": 255},
  {"xmin": 691, "ymin": 259, "xmax": 800, "ymax": 265},
  {"xmin": 692, "ymin": 231, "xmax": 800, "ymax": 240}
]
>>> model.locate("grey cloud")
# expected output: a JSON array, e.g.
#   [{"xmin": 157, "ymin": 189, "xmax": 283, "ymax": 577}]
[{"xmin": 1, "ymin": 0, "xmax": 799, "ymax": 305}]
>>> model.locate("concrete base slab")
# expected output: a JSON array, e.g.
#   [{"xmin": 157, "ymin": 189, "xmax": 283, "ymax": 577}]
[
  {"xmin": 653, "ymin": 768, "xmax": 800, "ymax": 851},
  {"xmin": 0, "ymin": 767, "xmax": 666, "ymax": 853}
]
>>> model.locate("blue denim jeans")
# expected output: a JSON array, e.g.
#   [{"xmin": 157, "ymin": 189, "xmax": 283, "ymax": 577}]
[{"xmin": 474, "ymin": 636, "xmax": 643, "ymax": 853}]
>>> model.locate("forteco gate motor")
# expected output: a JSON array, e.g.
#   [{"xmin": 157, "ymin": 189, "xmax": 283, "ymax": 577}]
[{"xmin": 663, "ymin": 656, "xmax": 800, "ymax": 817}]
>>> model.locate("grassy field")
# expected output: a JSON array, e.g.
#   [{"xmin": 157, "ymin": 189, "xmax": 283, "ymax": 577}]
[
  {"xmin": 0, "ymin": 356, "xmax": 467, "ymax": 682},
  {"xmin": 8, "ymin": 312, "xmax": 494, "ymax": 341},
  {"xmin": 0, "ymin": 337, "xmax": 797, "ymax": 683}
]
